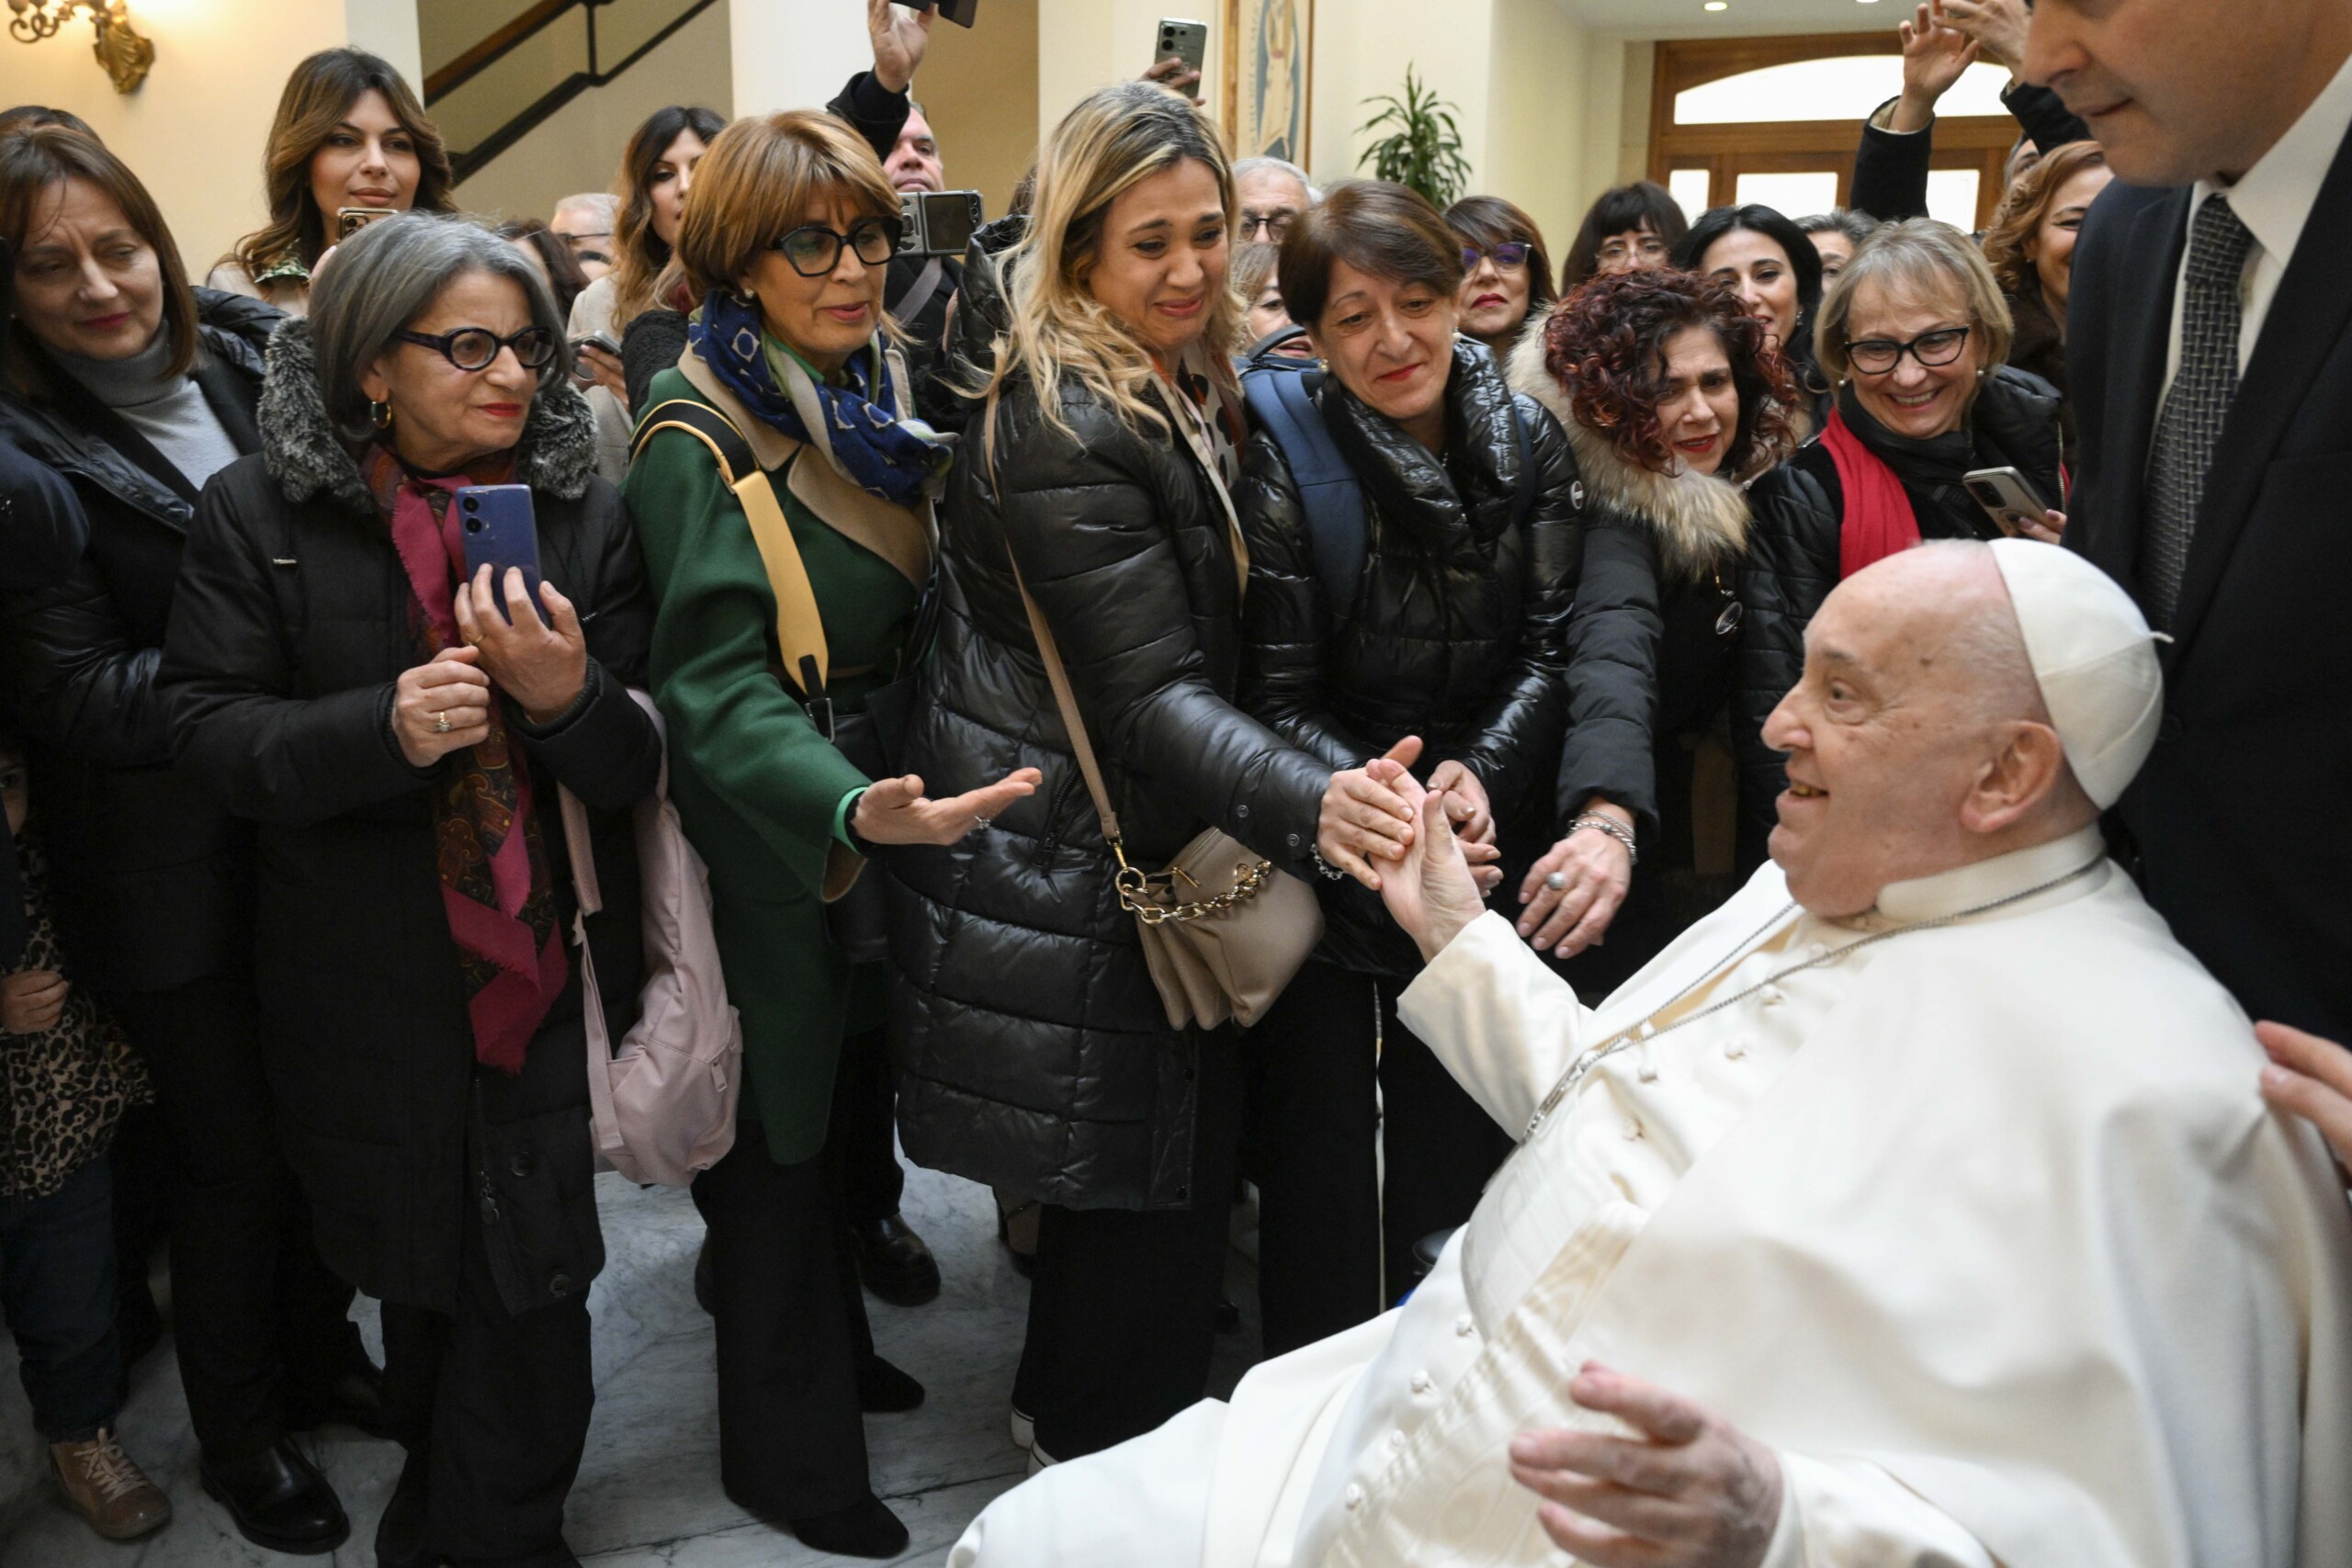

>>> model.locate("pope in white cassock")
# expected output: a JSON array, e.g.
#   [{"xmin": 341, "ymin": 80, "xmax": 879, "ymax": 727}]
[{"xmin": 949, "ymin": 538, "xmax": 2352, "ymax": 1568}]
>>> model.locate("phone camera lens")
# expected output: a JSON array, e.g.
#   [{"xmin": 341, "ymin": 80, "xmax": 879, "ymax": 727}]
[{"xmin": 464, "ymin": 517, "xmax": 483, "ymax": 533}]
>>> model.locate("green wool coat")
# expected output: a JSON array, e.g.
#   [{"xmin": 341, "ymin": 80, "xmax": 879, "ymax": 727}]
[{"xmin": 623, "ymin": 350, "xmax": 924, "ymax": 1163}]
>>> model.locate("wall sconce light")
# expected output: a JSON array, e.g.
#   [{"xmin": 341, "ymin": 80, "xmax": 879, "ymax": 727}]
[{"xmin": 6, "ymin": 0, "xmax": 154, "ymax": 95}]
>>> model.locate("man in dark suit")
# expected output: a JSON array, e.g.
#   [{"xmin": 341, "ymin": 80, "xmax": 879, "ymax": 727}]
[{"xmin": 2025, "ymin": 0, "xmax": 2352, "ymax": 1121}]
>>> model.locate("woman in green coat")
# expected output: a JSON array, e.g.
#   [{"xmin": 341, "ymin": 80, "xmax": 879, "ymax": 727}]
[{"xmin": 621, "ymin": 110, "xmax": 1035, "ymax": 1560}]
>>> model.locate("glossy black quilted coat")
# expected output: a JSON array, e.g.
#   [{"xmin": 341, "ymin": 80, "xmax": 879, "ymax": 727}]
[
  {"xmin": 1233, "ymin": 341, "xmax": 1582, "ymax": 976},
  {"xmin": 887, "ymin": 244, "xmax": 1331, "ymax": 1213}
]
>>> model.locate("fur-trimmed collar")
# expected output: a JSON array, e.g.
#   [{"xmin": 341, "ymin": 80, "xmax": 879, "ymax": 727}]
[
  {"xmin": 257, "ymin": 316, "xmax": 598, "ymax": 514},
  {"xmin": 1508, "ymin": 321, "xmax": 1754, "ymax": 581}
]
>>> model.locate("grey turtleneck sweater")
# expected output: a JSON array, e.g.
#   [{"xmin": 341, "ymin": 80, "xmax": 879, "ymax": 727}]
[{"xmin": 52, "ymin": 329, "xmax": 241, "ymax": 493}]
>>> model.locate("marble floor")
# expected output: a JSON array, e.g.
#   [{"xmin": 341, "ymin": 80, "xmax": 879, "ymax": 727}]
[{"xmin": 0, "ymin": 1163, "xmax": 1266, "ymax": 1568}]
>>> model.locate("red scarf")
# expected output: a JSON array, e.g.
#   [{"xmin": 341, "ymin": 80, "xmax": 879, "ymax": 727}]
[
  {"xmin": 365, "ymin": 446, "xmax": 568, "ymax": 1075},
  {"xmin": 1821, "ymin": 408, "xmax": 1922, "ymax": 581}
]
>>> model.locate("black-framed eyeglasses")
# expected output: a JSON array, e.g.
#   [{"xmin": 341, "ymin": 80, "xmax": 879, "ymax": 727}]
[
  {"xmin": 1241, "ymin": 209, "xmax": 1298, "ymax": 241},
  {"xmin": 1461, "ymin": 242, "xmax": 1531, "ymax": 273},
  {"xmin": 1845, "ymin": 324, "xmax": 1972, "ymax": 376},
  {"xmin": 772, "ymin": 217, "xmax": 903, "ymax": 277},
  {"xmin": 395, "ymin": 325, "xmax": 559, "ymax": 372}
]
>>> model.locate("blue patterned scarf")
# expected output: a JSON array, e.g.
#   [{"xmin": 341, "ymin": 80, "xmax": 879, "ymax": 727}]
[{"xmin": 687, "ymin": 288, "xmax": 950, "ymax": 506}]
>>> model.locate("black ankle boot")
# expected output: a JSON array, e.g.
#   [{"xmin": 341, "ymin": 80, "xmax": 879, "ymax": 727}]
[
  {"xmin": 791, "ymin": 1495, "xmax": 909, "ymax": 1559},
  {"xmin": 856, "ymin": 1355, "xmax": 926, "ymax": 1413},
  {"xmin": 199, "ymin": 1435, "xmax": 349, "ymax": 1554}
]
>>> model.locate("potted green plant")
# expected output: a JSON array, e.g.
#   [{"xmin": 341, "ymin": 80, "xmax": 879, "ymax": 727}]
[{"xmin": 1356, "ymin": 66, "xmax": 1473, "ymax": 209}]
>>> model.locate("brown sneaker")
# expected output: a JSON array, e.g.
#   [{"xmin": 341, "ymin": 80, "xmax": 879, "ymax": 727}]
[{"xmin": 51, "ymin": 1427, "xmax": 172, "ymax": 1540}]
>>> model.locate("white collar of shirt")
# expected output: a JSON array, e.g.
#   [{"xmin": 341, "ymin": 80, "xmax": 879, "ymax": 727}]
[
  {"xmin": 1848, "ymin": 824, "xmax": 2108, "ymax": 929},
  {"xmin": 2167, "ymin": 45, "xmax": 2352, "ymax": 384}
]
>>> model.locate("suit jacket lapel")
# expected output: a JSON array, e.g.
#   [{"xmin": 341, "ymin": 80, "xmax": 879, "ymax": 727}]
[
  {"xmin": 2086, "ymin": 188, "xmax": 2189, "ymax": 603},
  {"xmin": 2171, "ymin": 120, "xmax": 2352, "ymax": 652}
]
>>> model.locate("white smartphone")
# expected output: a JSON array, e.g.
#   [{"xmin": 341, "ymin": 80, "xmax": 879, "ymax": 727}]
[
  {"xmin": 1962, "ymin": 467, "xmax": 2055, "ymax": 538},
  {"xmin": 1158, "ymin": 17, "xmax": 1208, "ymax": 80}
]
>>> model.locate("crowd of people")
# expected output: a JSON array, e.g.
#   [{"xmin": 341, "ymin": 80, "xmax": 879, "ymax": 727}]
[{"xmin": 0, "ymin": 0, "xmax": 2347, "ymax": 1562}]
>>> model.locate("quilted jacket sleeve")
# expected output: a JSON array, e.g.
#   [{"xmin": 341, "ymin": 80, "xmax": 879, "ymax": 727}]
[
  {"xmin": 1554, "ymin": 506, "xmax": 1662, "ymax": 837},
  {"xmin": 1235, "ymin": 426, "xmax": 1377, "ymax": 775},
  {"xmin": 1734, "ymin": 457, "xmax": 1842, "ymax": 864},
  {"xmin": 997, "ymin": 401, "xmax": 1330, "ymax": 868},
  {"xmin": 0, "ymin": 549, "xmax": 171, "ymax": 768},
  {"xmin": 1448, "ymin": 393, "xmax": 1577, "ymax": 825}
]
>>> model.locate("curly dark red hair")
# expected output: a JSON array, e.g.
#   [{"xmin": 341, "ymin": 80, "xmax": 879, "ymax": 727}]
[{"xmin": 1540, "ymin": 267, "xmax": 1801, "ymax": 479}]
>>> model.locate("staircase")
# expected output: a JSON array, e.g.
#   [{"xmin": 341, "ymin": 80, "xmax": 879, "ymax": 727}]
[{"xmin": 424, "ymin": 0, "xmax": 723, "ymax": 183}]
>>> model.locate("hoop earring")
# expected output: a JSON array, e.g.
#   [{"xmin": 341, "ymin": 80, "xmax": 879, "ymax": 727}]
[{"xmin": 370, "ymin": 399, "xmax": 394, "ymax": 430}]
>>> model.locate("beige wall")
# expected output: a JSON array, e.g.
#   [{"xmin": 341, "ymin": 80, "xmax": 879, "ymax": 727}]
[
  {"xmin": 917, "ymin": 0, "xmax": 1039, "ymax": 217},
  {"xmin": 1485, "ymin": 0, "xmax": 1589, "ymax": 256},
  {"xmin": 452, "ymin": 1, "xmax": 733, "ymax": 225},
  {"xmin": 0, "ymin": 0, "xmax": 424, "ymax": 278}
]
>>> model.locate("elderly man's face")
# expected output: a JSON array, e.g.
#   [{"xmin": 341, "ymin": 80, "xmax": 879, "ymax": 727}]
[
  {"xmin": 1238, "ymin": 166, "xmax": 1309, "ymax": 244},
  {"xmin": 888, "ymin": 109, "xmax": 945, "ymax": 194},
  {"xmin": 1760, "ymin": 551, "xmax": 2028, "ymax": 918}
]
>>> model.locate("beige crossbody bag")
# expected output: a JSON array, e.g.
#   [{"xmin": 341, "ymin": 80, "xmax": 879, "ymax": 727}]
[{"xmin": 1000, "ymin": 369, "xmax": 1323, "ymax": 1031}]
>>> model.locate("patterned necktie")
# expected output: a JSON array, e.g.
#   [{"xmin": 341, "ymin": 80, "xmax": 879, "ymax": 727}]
[{"xmin": 2143, "ymin": 193, "xmax": 2257, "ymax": 629}]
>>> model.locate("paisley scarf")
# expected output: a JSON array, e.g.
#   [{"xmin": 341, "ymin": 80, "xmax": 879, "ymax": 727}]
[
  {"xmin": 363, "ymin": 444, "xmax": 568, "ymax": 1075},
  {"xmin": 685, "ymin": 288, "xmax": 951, "ymax": 505}
]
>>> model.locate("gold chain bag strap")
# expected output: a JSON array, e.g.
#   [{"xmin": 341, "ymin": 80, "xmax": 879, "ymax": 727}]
[{"xmin": 997, "ymin": 370, "xmax": 1323, "ymax": 1031}]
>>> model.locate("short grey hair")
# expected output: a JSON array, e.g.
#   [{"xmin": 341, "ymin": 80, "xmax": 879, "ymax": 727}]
[
  {"xmin": 552, "ymin": 191, "xmax": 618, "ymax": 226},
  {"xmin": 1232, "ymin": 155, "xmax": 1319, "ymax": 205},
  {"xmin": 310, "ymin": 212, "xmax": 570, "ymax": 442}
]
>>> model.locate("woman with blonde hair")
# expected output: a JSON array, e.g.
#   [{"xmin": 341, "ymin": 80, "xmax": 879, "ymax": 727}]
[
  {"xmin": 626, "ymin": 108, "xmax": 1035, "ymax": 1558},
  {"xmin": 567, "ymin": 105, "xmax": 726, "ymax": 480},
  {"xmin": 889, "ymin": 79, "xmax": 1414, "ymax": 1467},
  {"xmin": 208, "ymin": 48, "xmax": 453, "ymax": 315}
]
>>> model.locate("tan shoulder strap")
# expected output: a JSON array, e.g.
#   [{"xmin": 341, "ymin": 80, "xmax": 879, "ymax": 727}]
[
  {"xmin": 1001, "ymin": 546, "xmax": 1124, "ymax": 849},
  {"xmin": 634, "ymin": 399, "xmax": 830, "ymax": 695}
]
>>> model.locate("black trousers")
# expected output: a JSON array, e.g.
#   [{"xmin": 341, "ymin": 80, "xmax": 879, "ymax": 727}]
[
  {"xmin": 1012, "ymin": 1028, "xmax": 1243, "ymax": 1461},
  {"xmin": 105, "ymin": 973, "xmax": 362, "ymax": 1457},
  {"xmin": 831, "ymin": 1023, "xmax": 905, "ymax": 1228},
  {"xmin": 379, "ymin": 1193, "xmax": 594, "ymax": 1565},
  {"xmin": 692, "ymin": 1114, "xmax": 878, "ymax": 1519},
  {"xmin": 1245, "ymin": 960, "xmax": 1514, "ymax": 1358}
]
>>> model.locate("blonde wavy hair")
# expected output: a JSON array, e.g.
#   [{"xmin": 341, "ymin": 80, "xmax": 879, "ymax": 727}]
[{"xmin": 978, "ymin": 80, "xmax": 1240, "ymax": 462}]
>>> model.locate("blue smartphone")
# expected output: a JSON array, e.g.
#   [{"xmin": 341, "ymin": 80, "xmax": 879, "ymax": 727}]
[{"xmin": 454, "ymin": 484, "xmax": 545, "ymax": 625}]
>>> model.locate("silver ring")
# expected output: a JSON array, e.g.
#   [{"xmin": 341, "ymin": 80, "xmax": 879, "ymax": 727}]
[
  {"xmin": 433, "ymin": 711, "xmax": 450, "ymax": 734},
  {"xmin": 1544, "ymin": 871, "xmax": 1568, "ymax": 891},
  {"xmin": 972, "ymin": 815, "xmax": 992, "ymax": 830}
]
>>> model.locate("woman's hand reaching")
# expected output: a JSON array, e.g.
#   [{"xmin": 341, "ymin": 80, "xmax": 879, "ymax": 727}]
[
  {"xmin": 853, "ymin": 768, "xmax": 1043, "ymax": 848},
  {"xmin": 1518, "ymin": 799, "xmax": 1635, "ymax": 959}
]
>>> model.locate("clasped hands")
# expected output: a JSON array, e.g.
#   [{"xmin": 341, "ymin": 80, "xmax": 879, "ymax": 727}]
[
  {"xmin": 1315, "ymin": 736, "xmax": 1502, "ymax": 897},
  {"xmin": 392, "ymin": 566, "xmax": 588, "ymax": 769}
]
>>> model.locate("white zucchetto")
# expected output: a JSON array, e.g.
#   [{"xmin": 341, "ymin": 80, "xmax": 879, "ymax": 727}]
[{"xmin": 1988, "ymin": 538, "xmax": 2165, "ymax": 809}]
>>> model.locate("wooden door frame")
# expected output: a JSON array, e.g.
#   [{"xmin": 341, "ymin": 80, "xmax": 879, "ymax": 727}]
[{"xmin": 1648, "ymin": 34, "xmax": 2020, "ymax": 230}]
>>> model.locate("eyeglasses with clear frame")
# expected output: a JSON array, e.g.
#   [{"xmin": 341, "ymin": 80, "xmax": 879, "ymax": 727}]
[
  {"xmin": 772, "ymin": 218, "xmax": 903, "ymax": 278},
  {"xmin": 1241, "ymin": 209, "xmax": 1298, "ymax": 242},
  {"xmin": 1597, "ymin": 234, "xmax": 1670, "ymax": 268},
  {"xmin": 1461, "ymin": 242, "xmax": 1532, "ymax": 273},
  {"xmin": 394, "ymin": 326, "xmax": 559, "ymax": 372},
  {"xmin": 1844, "ymin": 325, "xmax": 1973, "ymax": 376}
]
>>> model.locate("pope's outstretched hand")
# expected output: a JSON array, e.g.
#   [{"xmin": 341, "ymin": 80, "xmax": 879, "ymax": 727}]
[
  {"xmin": 1377, "ymin": 772, "xmax": 1493, "ymax": 963},
  {"xmin": 1510, "ymin": 1362, "xmax": 1782, "ymax": 1568}
]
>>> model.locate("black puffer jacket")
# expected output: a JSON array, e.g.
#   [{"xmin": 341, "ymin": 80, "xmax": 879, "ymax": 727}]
[
  {"xmin": 158, "ymin": 320, "xmax": 661, "ymax": 1316},
  {"xmin": 888, "ymin": 243, "xmax": 1330, "ymax": 1213},
  {"xmin": 1235, "ymin": 341, "xmax": 1578, "ymax": 976},
  {"xmin": 1736, "ymin": 367, "xmax": 2064, "ymax": 854},
  {"xmin": 0, "ymin": 289, "xmax": 279, "ymax": 994}
]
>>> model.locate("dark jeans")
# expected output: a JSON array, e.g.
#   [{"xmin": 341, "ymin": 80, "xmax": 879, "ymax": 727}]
[
  {"xmin": 693, "ymin": 1116, "xmax": 878, "ymax": 1518},
  {"xmin": 106, "ymin": 974, "xmax": 363, "ymax": 1459},
  {"xmin": 831, "ymin": 1024, "xmax": 905, "ymax": 1227},
  {"xmin": 1012, "ymin": 1028, "xmax": 1243, "ymax": 1461},
  {"xmin": 0, "ymin": 1156, "xmax": 120, "ymax": 1441},
  {"xmin": 1245, "ymin": 960, "xmax": 1514, "ymax": 1357},
  {"xmin": 379, "ymin": 1190, "xmax": 594, "ymax": 1565}
]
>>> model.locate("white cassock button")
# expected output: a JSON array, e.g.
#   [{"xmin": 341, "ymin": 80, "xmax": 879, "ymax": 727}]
[
  {"xmin": 1344, "ymin": 1483, "xmax": 1366, "ymax": 1509},
  {"xmin": 1410, "ymin": 1371, "xmax": 1435, "ymax": 1394},
  {"xmin": 1622, "ymin": 1118, "xmax": 1644, "ymax": 1140},
  {"xmin": 1454, "ymin": 1314, "xmax": 1476, "ymax": 1337},
  {"xmin": 1635, "ymin": 1020, "xmax": 1656, "ymax": 1040},
  {"xmin": 1636, "ymin": 1059, "xmax": 1658, "ymax": 1082},
  {"xmin": 1759, "ymin": 984, "xmax": 1785, "ymax": 1007},
  {"xmin": 1389, "ymin": 1430, "xmax": 1408, "ymax": 1450},
  {"xmin": 1724, "ymin": 1036, "xmax": 1747, "ymax": 1060}
]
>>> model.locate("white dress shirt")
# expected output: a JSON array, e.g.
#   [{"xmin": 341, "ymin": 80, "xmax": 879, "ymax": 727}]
[{"xmin": 2163, "ymin": 44, "xmax": 2352, "ymax": 390}]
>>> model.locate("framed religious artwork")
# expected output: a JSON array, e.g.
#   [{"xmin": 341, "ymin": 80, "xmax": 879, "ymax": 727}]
[{"xmin": 1223, "ymin": 0, "xmax": 1314, "ymax": 165}]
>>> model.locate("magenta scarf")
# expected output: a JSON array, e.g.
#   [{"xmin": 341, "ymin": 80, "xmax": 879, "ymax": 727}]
[{"xmin": 365, "ymin": 445, "xmax": 567, "ymax": 1075}]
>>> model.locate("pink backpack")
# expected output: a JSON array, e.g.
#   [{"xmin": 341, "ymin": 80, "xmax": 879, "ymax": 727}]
[{"xmin": 558, "ymin": 692, "xmax": 741, "ymax": 1186}]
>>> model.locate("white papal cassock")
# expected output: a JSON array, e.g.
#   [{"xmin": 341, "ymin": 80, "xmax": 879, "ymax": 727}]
[{"xmin": 951, "ymin": 824, "xmax": 2352, "ymax": 1567}]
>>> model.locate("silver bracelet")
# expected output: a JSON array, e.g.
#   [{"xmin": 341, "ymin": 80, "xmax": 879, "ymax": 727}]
[
  {"xmin": 1567, "ymin": 812, "xmax": 1639, "ymax": 866},
  {"xmin": 1307, "ymin": 844, "xmax": 1349, "ymax": 882}
]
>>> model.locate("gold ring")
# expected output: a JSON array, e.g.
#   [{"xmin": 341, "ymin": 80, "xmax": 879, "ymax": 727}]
[{"xmin": 433, "ymin": 711, "xmax": 450, "ymax": 734}]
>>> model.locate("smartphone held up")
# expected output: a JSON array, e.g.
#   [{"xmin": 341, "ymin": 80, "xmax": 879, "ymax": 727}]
[{"xmin": 455, "ymin": 485, "xmax": 547, "ymax": 626}]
